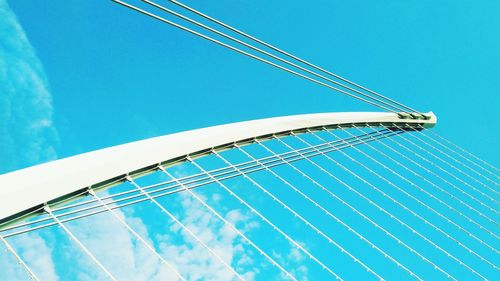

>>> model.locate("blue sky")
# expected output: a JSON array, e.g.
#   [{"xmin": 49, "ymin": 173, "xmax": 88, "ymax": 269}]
[
  {"xmin": 1, "ymin": 0, "xmax": 499, "ymax": 280},
  {"xmin": 2, "ymin": 0, "xmax": 499, "ymax": 173}
]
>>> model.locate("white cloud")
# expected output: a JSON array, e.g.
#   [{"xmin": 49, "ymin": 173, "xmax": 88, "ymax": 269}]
[
  {"xmin": 0, "ymin": 233, "xmax": 58, "ymax": 281},
  {"xmin": 0, "ymin": 1, "xmax": 60, "ymax": 280},
  {"xmin": 0, "ymin": 2, "xmax": 310, "ymax": 279},
  {"xmin": 0, "ymin": 0, "xmax": 59, "ymax": 174},
  {"xmin": 68, "ymin": 205, "xmax": 180, "ymax": 281},
  {"xmin": 157, "ymin": 192, "xmax": 258, "ymax": 281},
  {"xmin": 1, "ymin": 179, "xmax": 309, "ymax": 280},
  {"xmin": 62, "ymin": 190, "xmax": 260, "ymax": 281},
  {"xmin": 14, "ymin": 233, "xmax": 58, "ymax": 280},
  {"xmin": 271, "ymin": 241, "xmax": 310, "ymax": 281}
]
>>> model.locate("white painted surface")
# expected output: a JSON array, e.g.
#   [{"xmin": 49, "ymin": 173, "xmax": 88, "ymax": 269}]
[{"xmin": 0, "ymin": 112, "xmax": 436, "ymax": 221}]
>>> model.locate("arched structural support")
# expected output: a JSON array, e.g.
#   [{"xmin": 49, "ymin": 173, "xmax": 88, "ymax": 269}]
[{"xmin": 0, "ymin": 112, "xmax": 436, "ymax": 226}]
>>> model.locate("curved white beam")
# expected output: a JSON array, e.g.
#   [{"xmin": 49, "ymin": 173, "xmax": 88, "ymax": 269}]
[{"xmin": 0, "ymin": 112, "xmax": 436, "ymax": 222}]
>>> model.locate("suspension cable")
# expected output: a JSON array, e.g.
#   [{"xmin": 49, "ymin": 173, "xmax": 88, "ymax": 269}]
[
  {"xmin": 404, "ymin": 126, "xmax": 499, "ymax": 194},
  {"xmin": 88, "ymin": 189, "xmax": 186, "ymax": 280},
  {"xmin": 366, "ymin": 124, "xmax": 500, "ymax": 236},
  {"xmin": 340, "ymin": 126, "xmax": 499, "ymax": 266},
  {"xmin": 224, "ymin": 145, "xmax": 382, "ymax": 279},
  {"xmin": 313, "ymin": 129, "xmax": 466, "ymax": 279},
  {"xmin": 159, "ymin": 168, "xmax": 297, "ymax": 281},
  {"xmin": 284, "ymin": 131, "xmax": 457, "ymax": 279},
  {"xmin": 257, "ymin": 137, "xmax": 419, "ymax": 279},
  {"xmin": 377, "ymin": 125, "xmax": 500, "ymax": 218},
  {"xmin": 188, "ymin": 156, "xmax": 343, "ymax": 280},
  {"xmin": 47, "ymin": 129, "xmax": 386, "ymax": 214},
  {"xmin": 422, "ymin": 128, "xmax": 499, "ymax": 175},
  {"xmin": 166, "ymin": 0, "xmax": 426, "ymax": 118},
  {"xmin": 415, "ymin": 125, "xmax": 499, "ymax": 185},
  {"xmin": 112, "ymin": 0, "xmax": 414, "ymax": 116},
  {"xmin": 43, "ymin": 206, "xmax": 118, "ymax": 281},
  {"xmin": 143, "ymin": 0, "xmax": 414, "ymax": 116},
  {"xmin": 0, "ymin": 235, "xmax": 40, "ymax": 281},
  {"xmin": 1, "ymin": 130, "xmax": 394, "ymax": 237},
  {"xmin": 323, "ymin": 129, "xmax": 488, "ymax": 279},
  {"xmin": 391, "ymin": 124, "xmax": 500, "ymax": 209}
]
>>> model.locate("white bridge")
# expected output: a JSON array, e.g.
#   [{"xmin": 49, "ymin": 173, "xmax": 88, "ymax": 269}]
[
  {"xmin": 1, "ymin": 0, "xmax": 498, "ymax": 280},
  {"xmin": 1, "ymin": 111, "xmax": 498, "ymax": 280}
]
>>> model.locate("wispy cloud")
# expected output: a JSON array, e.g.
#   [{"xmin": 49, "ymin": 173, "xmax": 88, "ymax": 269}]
[
  {"xmin": 66, "ymin": 190, "xmax": 260, "ymax": 281},
  {"xmin": 0, "ymin": 3, "xmax": 310, "ymax": 279},
  {"xmin": 0, "ymin": 3, "xmax": 258, "ymax": 276},
  {"xmin": 157, "ymin": 192, "xmax": 259, "ymax": 281},
  {"xmin": 69, "ymin": 206, "xmax": 179, "ymax": 281},
  {"xmin": 0, "ymin": 0, "xmax": 59, "ymax": 174},
  {"xmin": 0, "ymin": 1, "xmax": 60, "ymax": 279},
  {"xmin": 0, "ymin": 232, "xmax": 58, "ymax": 281}
]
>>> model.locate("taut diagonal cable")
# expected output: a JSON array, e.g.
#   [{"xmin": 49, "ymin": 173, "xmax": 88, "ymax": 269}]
[
  {"xmin": 44, "ymin": 130, "xmax": 387, "ymax": 216},
  {"xmin": 43, "ymin": 206, "xmax": 118, "ymax": 281},
  {"xmin": 112, "ymin": 0, "xmax": 420, "ymax": 116},
  {"xmin": 0, "ymin": 131, "xmax": 397, "ymax": 239},
  {"xmin": 423, "ymin": 129, "xmax": 499, "ymax": 176},
  {"xmin": 143, "ymin": 0, "xmax": 412, "ymax": 116},
  {"xmin": 323, "ymin": 129, "xmax": 489, "ymax": 279},
  {"xmin": 361, "ymin": 125, "xmax": 500, "ymax": 243},
  {"xmin": 0, "ymin": 235, "xmax": 40, "ymax": 281},
  {"xmin": 261, "ymin": 136, "xmax": 420, "ymax": 280},
  {"xmin": 310, "ymin": 129, "xmax": 465, "ymax": 280},
  {"xmin": 188, "ymin": 156, "xmax": 343, "ymax": 280},
  {"xmin": 377, "ymin": 126, "xmax": 499, "ymax": 218},
  {"xmin": 416, "ymin": 125, "xmax": 499, "ymax": 185},
  {"xmin": 229, "ymin": 143, "xmax": 383, "ymax": 280},
  {"xmin": 289, "ymin": 131, "xmax": 454, "ymax": 279},
  {"xmin": 40, "ymin": 130, "xmax": 383, "ymax": 216},
  {"xmin": 126, "ymin": 175, "xmax": 246, "ymax": 281},
  {"xmin": 157, "ymin": 168, "xmax": 296, "ymax": 281},
  {"xmin": 406, "ymin": 125, "xmax": 499, "ymax": 193},
  {"xmin": 340, "ymin": 127, "xmax": 499, "ymax": 266},
  {"xmin": 88, "ymin": 189, "xmax": 186, "ymax": 281},
  {"xmin": 391, "ymin": 124, "xmax": 500, "ymax": 211},
  {"xmin": 166, "ymin": 0, "xmax": 426, "ymax": 118}
]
